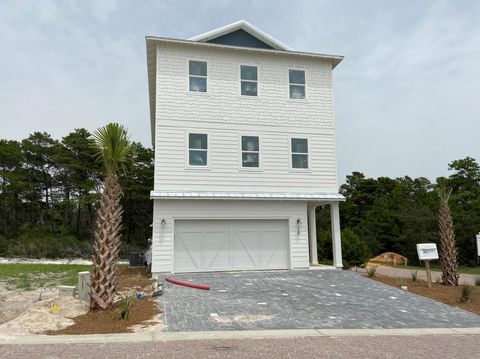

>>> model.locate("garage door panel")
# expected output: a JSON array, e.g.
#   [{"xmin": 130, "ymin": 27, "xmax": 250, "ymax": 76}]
[
  {"xmin": 231, "ymin": 229, "xmax": 259, "ymax": 269},
  {"xmin": 204, "ymin": 225, "xmax": 230, "ymax": 271},
  {"xmin": 260, "ymin": 227, "xmax": 288, "ymax": 268},
  {"xmin": 174, "ymin": 219, "xmax": 288, "ymax": 273},
  {"xmin": 174, "ymin": 224, "xmax": 203, "ymax": 272}
]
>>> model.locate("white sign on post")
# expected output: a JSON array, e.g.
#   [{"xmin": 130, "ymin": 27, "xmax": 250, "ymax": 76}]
[
  {"xmin": 476, "ymin": 233, "xmax": 480, "ymax": 257},
  {"xmin": 416, "ymin": 243, "xmax": 439, "ymax": 261}
]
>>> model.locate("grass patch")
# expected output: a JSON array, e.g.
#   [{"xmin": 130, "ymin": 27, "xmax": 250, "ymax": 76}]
[{"xmin": 0, "ymin": 263, "xmax": 92, "ymax": 289}]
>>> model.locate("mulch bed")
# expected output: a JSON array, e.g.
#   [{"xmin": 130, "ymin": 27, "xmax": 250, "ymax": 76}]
[
  {"xmin": 47, "ymin": 266, "xmax": 161, "ymax": 335},
  {"xmin": 370, "ymin": 275, "xmax": 480, "ymax": 315}
]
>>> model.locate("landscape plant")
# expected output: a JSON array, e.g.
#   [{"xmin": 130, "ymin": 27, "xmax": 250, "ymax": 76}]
[
  {"xmin": 411, "ymin": 270, "xmax": 418, "ymax": 282},
  {"xmin": 90, "ymin": 124, "xmax": 132, "ymax": 311},
  {"xmin": 117, "ymin": 292, "xmax": 136, "ymax": 320},
  {"xmin": 366, "ymin": 266, "xmax": 377, "ymax": 277},
  {"xmin": 475, "ymin": 277, "xmax": 480, "ymax": 286},
  {"xmin": 437, "ymin": 186, "xmax": 460, "ymax": 286},
  {"xmin": 461, "ymin": 285, "xmax": 472, "ymax": 303}
]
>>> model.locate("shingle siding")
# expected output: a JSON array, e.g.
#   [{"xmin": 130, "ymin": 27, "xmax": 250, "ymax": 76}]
[{"xmin": 154, "ymin": 42, "xmax": 338, "ymax": 194}]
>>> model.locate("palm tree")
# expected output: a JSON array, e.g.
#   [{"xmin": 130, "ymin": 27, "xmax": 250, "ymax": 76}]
[
  {"xmin": 438, "ymin": 186, "xmax": 460, "ymax": 286},
  {"xmin": 90, "ymin": 123, "xmax": 131, "ymax": 311}
]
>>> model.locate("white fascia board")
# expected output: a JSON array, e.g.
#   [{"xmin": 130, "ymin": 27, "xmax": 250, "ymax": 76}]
[
  {"xmin": 189, "ymin": 20, "xmax": 292, "ymax": 51},
  {"xmin": 150, "ymin": 191, "xmax": 346, "ymax": 202},
  {"xmin": 145, "ymin": 36, "xmax": 343, "ymax": 67}
]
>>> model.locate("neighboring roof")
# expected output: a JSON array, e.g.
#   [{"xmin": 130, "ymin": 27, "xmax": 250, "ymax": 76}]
[
  {"xmin": 189, "ymin": 20, "xmax": 291, "ymax": 51},
  {"xmin": 150, "ymin": 191, "xmax": 345, "ymax": 202}
]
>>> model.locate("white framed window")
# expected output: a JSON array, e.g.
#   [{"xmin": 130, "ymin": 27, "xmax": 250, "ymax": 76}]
[
  {"xmin": 289, "ymin": 69, "xmax": 305, "ymax": 99},
  {"xmin": 188, "ymin": 133, "xmax": 208, "ymax": 166},
  {"xmin": 240, "ymin": 65, "xmax": 258, "ymax": 96},
  {"xmin": 189, "ymin": 60, "xmax": 207, "ymax": 92},
  {"xmin": 241, "ymin": 135, "xmax": 260, "ymax": 168},
  {"xmin": 291, "ymin": 138, "xmax": 309, "ymax": 169}
]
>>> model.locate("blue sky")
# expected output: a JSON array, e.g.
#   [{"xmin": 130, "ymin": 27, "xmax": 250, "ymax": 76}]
[{"xmin": 1, "ymin": 0, "xmax": 479, "ymax": 182}]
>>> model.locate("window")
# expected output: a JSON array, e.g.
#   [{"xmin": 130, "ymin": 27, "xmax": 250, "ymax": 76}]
[
  {"xmin": 188, "ymin": 133, "xmax": 208, "ymax": 166},
  {"xmin": 241, "ymin": 136, "xmax": 259, "ymax": 168},
  {"xmin": 291, "ymin": 138, "xmax": 308, "ymax": 169},
  {"xmin": 189, "ymin": 61, "xmax": 207, "ymax": 92},
  {"xmin": 289, "ymin": 69, "xmax": 305, "ymax": 99},
  {"xmin": 240, "ymin": 65, "xmax": 258, "ymax": 96}
]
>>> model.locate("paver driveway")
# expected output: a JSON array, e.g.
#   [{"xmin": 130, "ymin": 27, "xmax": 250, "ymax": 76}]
[{"xmin": 160, "ymin": 270, "xmax": 479, "ymax": 332}]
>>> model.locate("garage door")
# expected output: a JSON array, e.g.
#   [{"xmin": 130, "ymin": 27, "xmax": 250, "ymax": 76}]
[{"xmin": 174, "ymin": 219, "xmax": 289, "ymax": 273}]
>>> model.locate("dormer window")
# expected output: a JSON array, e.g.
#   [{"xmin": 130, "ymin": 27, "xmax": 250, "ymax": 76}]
[
  {"xmin": 189, "ymin": 60, "xmax": 207, "ymax": 92},
  {"xmin": 289, "ymin": 70, "xmax": 305, "ymax": 99},
  {"xmin": 240, "ymin": 65, "xmax": 258, "ymax": 96}
]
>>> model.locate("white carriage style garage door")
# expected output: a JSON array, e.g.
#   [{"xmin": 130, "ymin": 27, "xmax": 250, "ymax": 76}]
[{"xmin": 173, "ymin": 219, "xmax": 289, "ymax": 273}]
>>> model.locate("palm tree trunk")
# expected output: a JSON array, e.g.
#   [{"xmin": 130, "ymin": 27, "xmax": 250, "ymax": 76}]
[
  {"xmin": 90, "ymin": 173, "xmax": 123, "ymax": 310},
  {"xmin": 438, "ymin": 188, "xmax": 460, "ymax": 286}
]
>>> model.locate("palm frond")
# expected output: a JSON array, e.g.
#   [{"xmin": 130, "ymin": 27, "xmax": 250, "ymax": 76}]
[{"xmin": 92, "ymin": 123, "xmax": 132, "ymax": 174}]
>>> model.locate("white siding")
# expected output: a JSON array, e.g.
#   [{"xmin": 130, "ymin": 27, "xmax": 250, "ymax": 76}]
[
  {"xmin": 151, "ymin": 200, "xmax": 309, "ymax": 274},
  {"xmin": 155, "ymin": 122, "xmax": 337, "ymax": 193},
  {"xmin": 154, "ymin": 42, "xmax": 338, "ymax": 194}
]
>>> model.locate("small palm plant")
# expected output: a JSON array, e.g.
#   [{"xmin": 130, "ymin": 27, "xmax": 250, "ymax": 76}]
[
  {"xmin": 90, "ymin": 123, "xmax": 131, "ymax": 311},
  {"xmin": 437, "ymin": 186, "xmax": 460, "ymax": 286}
]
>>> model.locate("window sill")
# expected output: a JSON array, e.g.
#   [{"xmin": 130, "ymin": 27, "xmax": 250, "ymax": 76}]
[
  {"xmin": 289, "ymin": 168, "xmax": 312, "ymax": 173},
  {"xmin": 239, "ymin": 167, "xmax": 263, "ymax": 172},
  {"xmin": 185, "ymin": 166, "xmax": 211, "ymax": 171}
]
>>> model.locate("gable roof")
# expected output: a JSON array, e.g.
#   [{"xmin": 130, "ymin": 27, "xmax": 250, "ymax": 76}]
[{"xmin": 189, "ymin": 20, "xmax": 291, "ymax": 51}]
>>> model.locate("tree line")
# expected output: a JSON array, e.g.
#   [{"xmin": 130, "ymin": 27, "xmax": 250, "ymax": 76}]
[
  {"xmin": 1, "ymin": 129, "xmax": 479, "ymax": 266},
  {"xmin": 0, "ymin": 129, "xmax": 153, "ymax": 258},
  {"xmin": 317, "ymin": 157, "xmax": 480, "ymax": 267}
]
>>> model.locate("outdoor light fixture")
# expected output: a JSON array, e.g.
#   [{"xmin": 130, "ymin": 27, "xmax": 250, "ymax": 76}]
[
  {"xmin": 296, "ymin": 218, "xmax": 302, "ymax": 235},
  {"xmin": 161, "ymin": 219, "xmax": 166, "ymax": 225}
]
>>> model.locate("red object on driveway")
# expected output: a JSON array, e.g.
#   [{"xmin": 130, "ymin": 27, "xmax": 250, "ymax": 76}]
[{"xmin": 165, "ymin": 277, "xmax": 210, "ymax": 290}]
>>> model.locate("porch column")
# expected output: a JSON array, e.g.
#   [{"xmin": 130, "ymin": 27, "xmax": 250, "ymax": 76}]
[
  {"xmin": 308, "ymin": 205, "xmax": 318, "ymax": 265},
  {"xmin": 330, "ymin": 202, "xmax": 343, "ymax": 268}
]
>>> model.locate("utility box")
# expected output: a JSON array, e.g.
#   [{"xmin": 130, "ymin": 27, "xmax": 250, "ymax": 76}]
[
  {"xmin": 129, "ymin": 252, "xmax": 145, "ymax": 267},
  {"xmin": 58, "ymin": 285, "xmax": 76, "ymax": 297},
  {"xmin": 78, "ymin": 271, "xmax": 91, "ymax": 301}
]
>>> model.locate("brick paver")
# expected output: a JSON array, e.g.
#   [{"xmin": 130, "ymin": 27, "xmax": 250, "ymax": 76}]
[
  {"xmin": 2, "ymin": 334, "xmax": 479, "ymax": 358},
  {"xmin": 160, "ymin": 270, "xmax": 479, "ymax": 331}
]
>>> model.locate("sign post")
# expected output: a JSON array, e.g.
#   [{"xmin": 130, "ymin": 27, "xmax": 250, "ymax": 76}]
[
  {"xmin": 476, "ymin": 233, "xmax": 480, "ymax": 265},
  {"xmin": 417, "ymin": 243, "xmax": 439, "ymax": 288}
]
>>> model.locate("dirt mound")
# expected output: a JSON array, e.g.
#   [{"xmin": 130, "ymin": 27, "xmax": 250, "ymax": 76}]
[{"xmin": 0, "ymin": 295, "xmax": 88, "ymax": 334}]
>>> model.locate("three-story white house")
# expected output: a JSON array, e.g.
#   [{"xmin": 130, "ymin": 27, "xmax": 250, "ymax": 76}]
[{"xmin": 146, "ymin": 20, "xmax": 344, "ymax": 275}]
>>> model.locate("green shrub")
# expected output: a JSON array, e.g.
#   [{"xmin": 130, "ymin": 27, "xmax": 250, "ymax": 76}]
[
  {"xmin": 3, "ymin": 232, "xmax": 92, "ymax": 258},
  {"xmin": 461, "ymin": 285, "xmax": 472, "ymax": 303},
  {"xmin": 475, "ymin": 277, "xmax": 480, "ymax": 286},
  {"xmin": 341, "ymin": 229, "xmax": 370, "ymax": 269},
  {"xmin": 117, "ymin": 292, "xmax": 136, "ymax": 320},
  {"xmin": 366, "ymin": 266, "xmax": 377, "ymax": 277},
  {"xmin": 411, "ymin": 271, "xmax": 418, "ymax": 282},
  {"xmin": 397, "ymin": 278, "xmax": 406, "ymax": 287}
]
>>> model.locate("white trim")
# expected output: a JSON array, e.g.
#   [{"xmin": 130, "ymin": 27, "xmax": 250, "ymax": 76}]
[
  {"xmin": 187, "ymin": 59, "xmax": 208, "ymax": 94},
  {"xmin": 185, "ymin": 131, "xmax": 210, "ymax": 169},
  {"xmin": 239, "ymin": 134, "xmax": 262, "ymax": 170},
  {"xmin": 150, "ymin": 190, "xmax": 345, "ymax": 201},
  {"xmin": 239, "ymin": 64, "xmax": 259, "ymax": 97},
  {"xmin": 288, "ymin": 68, "xmax": 307, "ymax": 100},
  {"xmin": 289, "ymin": 136, "xmax": 311, "ymax": 171},
  {"xmin": 188, "ymin": 20, "xmax": 291, "ymax": 51}
]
